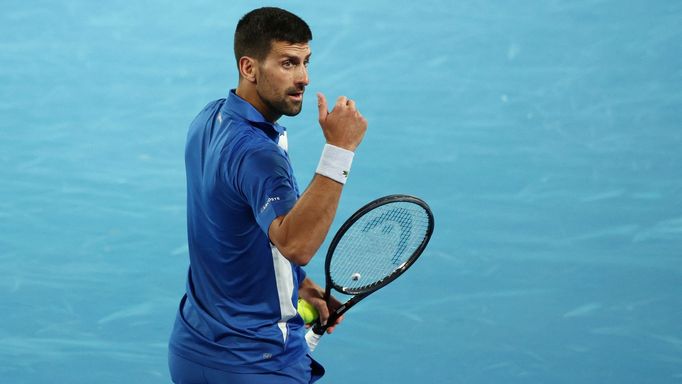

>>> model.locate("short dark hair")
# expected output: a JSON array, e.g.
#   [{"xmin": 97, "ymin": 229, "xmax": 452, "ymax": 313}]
[{"xmin": 234, "ymin": 7, "xmax": 312, "ymax": 63}]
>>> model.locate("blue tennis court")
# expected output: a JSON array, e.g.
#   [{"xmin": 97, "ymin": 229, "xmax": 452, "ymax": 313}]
[{"xmin": 1, "ymin": 1, "xmax": 681, "ymax": 383}]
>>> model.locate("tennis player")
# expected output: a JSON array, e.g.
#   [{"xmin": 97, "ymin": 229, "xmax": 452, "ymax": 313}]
[{"xmin": 168, "ymin": 7, "xmax": 368, "ymax": 384}]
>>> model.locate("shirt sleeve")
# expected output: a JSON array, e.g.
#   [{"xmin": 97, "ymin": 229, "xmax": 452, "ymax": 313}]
[{"xmin": 236, "ymin": 144, "xmax": 299, "ymax": 236}]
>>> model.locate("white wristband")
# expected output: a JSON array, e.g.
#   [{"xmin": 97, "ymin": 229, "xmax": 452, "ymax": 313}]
[{"xmin": 316, "ymin": 144, "xmax": 354, "ymax": 184}]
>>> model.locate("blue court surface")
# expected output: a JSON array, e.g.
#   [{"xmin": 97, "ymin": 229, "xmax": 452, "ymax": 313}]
[{"xmin": 1, "ymin": 1, "xmax": 681, "ymax": 383}]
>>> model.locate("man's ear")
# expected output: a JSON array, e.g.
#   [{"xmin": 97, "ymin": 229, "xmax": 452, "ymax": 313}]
[{"xmin": 238, "ymin": 56, "xmax": 257, "ymax": 83}]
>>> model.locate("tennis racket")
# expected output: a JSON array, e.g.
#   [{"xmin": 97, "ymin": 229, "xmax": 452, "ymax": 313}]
[{"xmin": 305, "ymin": 194, "xmax": 435, "ymax": 352}]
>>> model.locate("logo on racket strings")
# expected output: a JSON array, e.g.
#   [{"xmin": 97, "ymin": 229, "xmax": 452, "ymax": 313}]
[{"xmin": 361, "ymin": 207, "xmax": 412, "ymax": 264}]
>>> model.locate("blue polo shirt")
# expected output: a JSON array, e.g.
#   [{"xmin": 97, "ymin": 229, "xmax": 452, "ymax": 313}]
[{"xmin": 169, "ymin": 90, "xmax": 308, "ymax": 373}]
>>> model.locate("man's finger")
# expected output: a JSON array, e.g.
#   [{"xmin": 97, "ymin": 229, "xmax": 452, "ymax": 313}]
[
  {"xmin": 335, "ymin": 96, "xmax": 348, "ymax": 109},
  {"xmin": 312, "ymin": 298, "xmax": 330, "ymax": 326},
  {"xmin": 317, "ymin": 93, "xmax": 328, "ymax": 122},
  {"xmin": 326, "ymin": 315, "xmax": 343, "ymax": 334}
]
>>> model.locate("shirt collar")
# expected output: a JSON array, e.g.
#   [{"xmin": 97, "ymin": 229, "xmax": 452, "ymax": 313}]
[{"xmin": 223, "ymin": 89, "xmax": 286, "ymax": 135}]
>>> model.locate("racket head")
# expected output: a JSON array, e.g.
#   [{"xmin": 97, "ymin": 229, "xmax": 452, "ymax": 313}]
[{"xmin": 324, "ymin": 194, "xmax": 434, "ymax": 296}]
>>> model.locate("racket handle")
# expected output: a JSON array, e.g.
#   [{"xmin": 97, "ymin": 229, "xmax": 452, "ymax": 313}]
[{"xmin": 305, "ymin": 328, "xmax": 323, "ymax": 352}]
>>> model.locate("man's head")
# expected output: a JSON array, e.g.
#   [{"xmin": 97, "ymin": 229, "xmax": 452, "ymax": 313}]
[
  {"xmin": 234, "ymin": 7, "xmax": 312, "ymax": 64},
  {"xmin": 234, "ymin": 7, "xmax": 313, "ymax": 122}
]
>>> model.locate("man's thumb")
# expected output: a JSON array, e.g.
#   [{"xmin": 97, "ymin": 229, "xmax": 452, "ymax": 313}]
[{"xmin": 317, "ymin": 92, "xmax": 328, "ymax": 122}]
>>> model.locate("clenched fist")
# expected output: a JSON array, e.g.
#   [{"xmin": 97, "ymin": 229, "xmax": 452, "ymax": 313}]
[{"xmin": 317, "ymin": 93, "xmax": 368, "ymax": 152}]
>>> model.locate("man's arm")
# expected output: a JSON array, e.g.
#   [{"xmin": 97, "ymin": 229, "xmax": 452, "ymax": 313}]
[{"xmin": 269, "ymin": 93, "xmax": 367, "ymax": 265}]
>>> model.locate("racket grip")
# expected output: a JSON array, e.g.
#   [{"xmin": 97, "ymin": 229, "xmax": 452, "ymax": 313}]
[{"xmin": 305, "ymin": 328, "xmax": 323, "ymax": 352}]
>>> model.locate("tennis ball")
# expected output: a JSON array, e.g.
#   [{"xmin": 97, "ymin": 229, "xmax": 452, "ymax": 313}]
[{"xmin": 297, "ymin": 299, "xmax": 319, "ymax": 324}]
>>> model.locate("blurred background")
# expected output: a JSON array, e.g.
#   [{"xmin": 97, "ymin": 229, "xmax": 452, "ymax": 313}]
[{"xmin": 1, "ymin": 1, "xmax": 681, "ymax": 383}]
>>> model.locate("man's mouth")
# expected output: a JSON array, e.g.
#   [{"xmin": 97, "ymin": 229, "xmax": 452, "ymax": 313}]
[{"xmin": 288, "ymin": 90, "xmax": 304, "ymax": 101}]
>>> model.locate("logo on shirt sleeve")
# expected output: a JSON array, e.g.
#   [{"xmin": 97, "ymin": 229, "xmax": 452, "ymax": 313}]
[{"xmin": 260, "ymin": 196, "xmax": 281, "ymax": 213}]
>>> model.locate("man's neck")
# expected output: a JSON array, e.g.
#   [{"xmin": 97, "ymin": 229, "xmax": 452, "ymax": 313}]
[{"xmin": 235, "ymin": 83, "xmax": 280, "ymax": 123}]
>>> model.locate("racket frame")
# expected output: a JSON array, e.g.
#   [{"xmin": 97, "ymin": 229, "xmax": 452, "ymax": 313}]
[{"xmin": 310, "ymin": 194, "xmax": 434, "ymax": 336}]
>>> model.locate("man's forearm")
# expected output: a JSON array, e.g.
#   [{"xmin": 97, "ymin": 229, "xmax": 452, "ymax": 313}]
[
  {"xmin": 298, "ymin": 277, "xmax": 325, "ymax": 300},
  {"xmin": 269, "ymin": 174, "xmax": 343, "ymax": 265}
]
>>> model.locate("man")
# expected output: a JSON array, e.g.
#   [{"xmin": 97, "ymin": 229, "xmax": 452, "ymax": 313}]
[{"xmin": 168, "ymin": 7, "xmax": 368, "ymax": 384}]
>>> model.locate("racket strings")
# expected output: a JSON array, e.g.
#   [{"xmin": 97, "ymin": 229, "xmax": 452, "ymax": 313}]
[{"xmin": 329, "ymin": 201, "xmax": 431, "ymax": 291}]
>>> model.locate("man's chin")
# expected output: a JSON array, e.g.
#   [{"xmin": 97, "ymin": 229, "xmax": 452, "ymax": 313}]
[
  {"xmin": 265, "ymin": 97, "xmax": 303, "ymax": 118},
  {"xmin": 282, "ymin": 104, "xmax": 303, "ymax": 117}
]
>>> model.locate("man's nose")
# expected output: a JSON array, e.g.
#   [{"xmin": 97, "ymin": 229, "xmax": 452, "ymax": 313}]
[{"xmin": 296, "ymin": 65, "xmax": 309, "ymax": 86}]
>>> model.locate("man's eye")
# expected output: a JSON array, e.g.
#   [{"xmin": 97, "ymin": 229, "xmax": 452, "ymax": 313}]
[{"xmin": 282, "ymin": 61, "xmax": 293, "ymax": 68}]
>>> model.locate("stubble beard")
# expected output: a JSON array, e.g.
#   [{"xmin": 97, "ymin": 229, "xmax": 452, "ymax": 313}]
[
  {"xmin": 265, "ymin": 93, "xmax": 303, "ymax": 117},
  {"xmin": 257, "ymin": 72, "xmax": 304, "ymax": 118},
  {"xmin": 263, "ymin": 86, "xmax": 303, "ymax": 118}
]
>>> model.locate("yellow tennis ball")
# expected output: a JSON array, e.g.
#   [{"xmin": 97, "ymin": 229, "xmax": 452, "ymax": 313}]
[{"xmin": 297, "ymin": 299, "xmax": 319, "ymax": 324}]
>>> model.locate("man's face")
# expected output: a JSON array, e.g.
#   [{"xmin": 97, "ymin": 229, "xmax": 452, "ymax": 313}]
[{"xmin": 255, "ymin": 40, "xmax": 311, "ymax": 121}]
